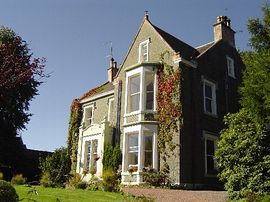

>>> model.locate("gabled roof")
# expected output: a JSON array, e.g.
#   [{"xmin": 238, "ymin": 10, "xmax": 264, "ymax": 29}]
[
  {"xmin": 151, "ymin": 24, "xmax": 198, "ymax": 59},
  {"xmin": 116, "ymin": 15, "xmax": 199, "ymax": 77}
]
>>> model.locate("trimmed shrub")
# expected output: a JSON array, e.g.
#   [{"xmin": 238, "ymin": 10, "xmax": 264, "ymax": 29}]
[
  {"xmin": 102, "ymin": 169, "xmax": 120, "ymax": 192},
  {"xmin": 11, "ymin": 174, "xmax": 26, "ymax": 185},
  {"xmin": 0, "ymin": 180, "xmax": 18, "ymax": 202}
]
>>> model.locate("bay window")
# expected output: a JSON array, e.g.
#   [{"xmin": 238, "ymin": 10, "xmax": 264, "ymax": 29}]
[
  {"xmin": 125, "ymin": 66, "xmax": 156, "ymax": 115},
  {"xmin": 145, "ymin": 72, "xmax": 154, "ymax": 110},
  {"xmin": 128, "ymin": 75, "xmax": 141, "ymax": 113},
  {"xmin": 127, "ymin": 133, "xmax": 139, "ymax": 171},
  {"xmin": 144, "ymin": 132, "xmax": 153, "ymax": 168}
]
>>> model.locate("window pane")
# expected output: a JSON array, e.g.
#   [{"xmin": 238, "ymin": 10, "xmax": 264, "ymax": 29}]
[
  {"xmin": 207, "ymin": 140, "xmax": 215, "ymax": 155},
  {"xmin": 128, "ymin": 133, "xmax": 139, "ymax": 168},
  {"xmin": 146, "ymin": 92, "xmax": 154, "ymax": 110},
  {"xmin": 130, "ymin": 75, "xmax": 140, "ymax": 94},
  {"xmin": 92, "ymin": 140, "xmax": 98, "ymax": 153},
  {"xmin": 128, "ymin": 153, "xmax": 138, "ymax": 165},
  {"xmin": 144, "ymin": 135, "xmax": 153, "ymax": 151},
  {"xmin": 144, "ymin": 135, "xmax": 153, "ymax": 167},
  {"xmin": 131, "ymin": 94, "xmax": 140, "ymax": 111},
  {"xmin": 144, "ymin": 152, "xmax": 152, "ymax": 167},
  {"xmin": 205, "ymin": 84, "xmax": 212, "ymax": 98},
  {"xmin": 207, "ymin": 156, "xmax": 214, "ymax": 171},
  {"xmin": 128, "ymin": 134, "xmax": 138, "ymax": 148},
  {"xmin": 205, "ymin": 99, "xmax": 212, "ymax": 113},
  {"xmin": 145, "ymin": 72, "xmax": 154, "ymax": 110}
]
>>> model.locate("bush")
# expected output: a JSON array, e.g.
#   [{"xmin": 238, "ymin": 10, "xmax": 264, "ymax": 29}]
[
  {"xmin": 39, "ymin": 147, "xmax": 70, "ymax": 187},
  {"xmin": 87, "ymin": 177, "xmax": 102, "ymax": 191},
  {"xmin": 142, "ymin": 168, "xmax": 168, "ymax": 187},
  {"xmin": 75, "ymin": 181, "xmax": 87, "ymax": 189},
  {"xmin": 0, "ymin": 172, "xmax": 3, "ymax": 180},
  {"xmin": 67, "ymin": 173, "xmax": 82, "ymax": 189},
  {"xmin": 0, "ymin": 180, "xmax": 18, "ymax": 202},
  {"xmin": 102, "ymin": 169, "xmax": 120, "ymax": 192},
  {"xmin": 11, "ymin": 174, "xmax": 26, "ymax": 185},
  {"xmin": 40, "ymin": 172, "xmax": 53, "ymax": 187},
  {"xmin": 103, "ymin": 144, "xmax": 121, "ymax": 172}
]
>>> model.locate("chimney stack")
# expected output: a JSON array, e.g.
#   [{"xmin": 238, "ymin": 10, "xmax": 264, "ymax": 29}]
[
  {"xmin": 107, "ymin": 58, "xmax": 118, "ymax": 82},
  {"xmin": 213, "ymin": 16, "xmax": 235, "ymax": 47}
]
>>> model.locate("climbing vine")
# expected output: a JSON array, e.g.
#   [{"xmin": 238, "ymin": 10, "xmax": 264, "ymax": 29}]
[
  {"xmin": 67, "ymin": 82, "xmax": 110, "ymax": 174},
  {"xmin": 67, "ymin": 99, "xmax": 82, "ymax": 175},
  {"xmin": 157, "ymin": 53, "xmax": 182, "ymax": 174}
]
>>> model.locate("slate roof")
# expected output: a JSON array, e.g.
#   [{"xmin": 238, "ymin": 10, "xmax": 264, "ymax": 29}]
[
  {"xmin": 79, "ymin": 82, "xmax": 114, "ymax": 102},
  {"xmin": 196, "ymin": 41, "xmax": 215, "ymax": 54},
  {"xmin": 152, "ymin": 24, "xmax": 199, "ymax": 59}
]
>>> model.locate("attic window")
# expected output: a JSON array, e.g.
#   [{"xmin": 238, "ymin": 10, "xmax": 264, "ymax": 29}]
[
  {"xmin": 226, "ymin": 56, "xmax": 235, "ymax": 78},
  {"xmin": 139, "ymin": 39, "xmax": 149, "ymax": 62}
]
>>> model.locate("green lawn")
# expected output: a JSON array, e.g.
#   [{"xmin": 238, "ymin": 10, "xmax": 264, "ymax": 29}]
[{"xmin": 15, "ymin": 185, "xmax": 126, "ymax": 202}]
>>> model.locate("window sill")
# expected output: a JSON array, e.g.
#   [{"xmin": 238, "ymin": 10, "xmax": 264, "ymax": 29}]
[{"xmin": 203, "ymin": 112, "xmax": 218, "ymax": 118}]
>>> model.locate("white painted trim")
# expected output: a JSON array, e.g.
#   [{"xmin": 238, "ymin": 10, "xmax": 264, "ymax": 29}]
[
  {"xmin": 174, "ymin": 57, "xmax": 197, "ymax": 68},
  {"xmin": 80, "ymin": 90, "xmax": 114, "ymax": 104},
  {"xmin": 203, "ymin": 131, "xmax": 218, "ymax": 176},
  {"xmin": 202, "ymin": 79, "xmax": 217, "ymax": 116},
  {"xmin": 107, "ymin": 97, "xmax": 114, "ymax": 122},
  {"xmin": 226, "ymin": 56, "xmax": 235, "ymax": 78},
  {"xmin": 138, "ymin": 39, "xmax": 150, "ymax": 63}
]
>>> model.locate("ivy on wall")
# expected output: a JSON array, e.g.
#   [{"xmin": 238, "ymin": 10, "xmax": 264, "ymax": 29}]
[
  {"xmin": 67, "ymin": 99, "xmax": 82, "ymax": 175},
  {"xmin": 67, "ymin": 82, "xmax": 110, "ymax": 174},
  {"xmin": 157, "ymin": 53, "xmax": 182, "ymax": 174}
]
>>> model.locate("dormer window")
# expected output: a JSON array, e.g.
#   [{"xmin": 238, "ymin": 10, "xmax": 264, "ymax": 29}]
[
  {"xmin": 226, "ymin": 56, "xmax": 235, "ymax": 78},
  {"xmin": 139, "ymin": 39, "xmax": 149, "ymax": 62},
  {"xmin": 84, "ymin": 106, "xmax": 94, "ymax": 128}
]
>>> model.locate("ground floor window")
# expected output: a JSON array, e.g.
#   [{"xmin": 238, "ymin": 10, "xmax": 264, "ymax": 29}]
[
  {"xmin": 123, "ymin": 125, "xmax": 157, "ymax": 173},
  {"xmin": 204, "ymin": 132, "xmax": 218, "ymax": 175},
  {"xmin": 127, "ymin": 132, "xmax": 139, "ymax": 172},
  {"xmin": 84, "ymin": 139, "xmax": 98, "ymax": 173}
]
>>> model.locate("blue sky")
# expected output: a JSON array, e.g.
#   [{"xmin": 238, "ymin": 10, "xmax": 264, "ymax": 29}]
[{"xmin": 0, "ymin": 0, "xmax": 266, "ymax": 151}]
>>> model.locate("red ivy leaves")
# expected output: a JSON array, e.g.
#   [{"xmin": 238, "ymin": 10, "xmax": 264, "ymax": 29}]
[{"xmin": 157, "ymin": 64, "xmax": 181, "ymax": 162}]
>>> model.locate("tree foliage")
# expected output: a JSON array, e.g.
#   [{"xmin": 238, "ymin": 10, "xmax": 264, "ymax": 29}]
[
  {"xmin": 215, "ymin": 4, "xmax": 270, "ymax": 199},
  {"xmin": 102, "ymin": 144, "xmax": 121, "ymax": 172},
  {"xmin": 40, "ymin": 147, "xmax": 70, "ymax": 187},
  {"xmin": 0, "ymin": 26, "xmax": 47, "ymax": 176},
  {"xmin": 0, "ymin": 27, "xmax": 46, "ymax": 132}
]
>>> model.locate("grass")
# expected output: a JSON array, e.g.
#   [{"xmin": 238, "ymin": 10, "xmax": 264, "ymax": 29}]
[{"xmin": 15, "ymin": 185, "xmax": 126, "ymax": 202}]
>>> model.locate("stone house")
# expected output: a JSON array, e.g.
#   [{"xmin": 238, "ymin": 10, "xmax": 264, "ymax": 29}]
[{"xmin": 70, "ymin": 13, "xmax": 244, "ymax": 188}]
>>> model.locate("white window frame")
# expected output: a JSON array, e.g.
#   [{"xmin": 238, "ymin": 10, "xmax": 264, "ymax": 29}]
[
  {"xmin": 124, "ymin": 66, "xmax": 156, "ymax": 116},
  {"xmin": 226, "ymin": 56, "xmax": 235, "ymax": 78},
  {"xmin": 82, "ymin": 105, "xmax": 94, "ymax": 128},
  {"xmin": 138, "ymin": 39, "xmax": 150, "ymax": 63},
  {"xmin": 203, "ymin": 132, "xmax": 218, "ymax": 176},
  {"xmin": 122, "ymin": 125, "xmax": 158, "ymax": 174},
  {"xmin": 83, "ymin": 139, "xmax": 98, "ymax": 172},
  {"xmin": 203, "ymin": 79, "xmax": 217, "ymax": 116},
  {"xmin": 107, "ymin": 97, "xmax": 114, "ymax": 122}
]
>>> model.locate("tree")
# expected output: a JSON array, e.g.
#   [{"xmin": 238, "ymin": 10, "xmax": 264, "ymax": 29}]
[
  {"xmin": 40, "ymin": 148, "xmax": 70, "ymax": 187},
  {"xmin": 0, "ymin": 26, "xmax": 46, "ymax": 174},
  {"xmin": 215, "ymin": 4, "xmax": 270, "ymax": 199}
]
